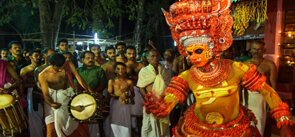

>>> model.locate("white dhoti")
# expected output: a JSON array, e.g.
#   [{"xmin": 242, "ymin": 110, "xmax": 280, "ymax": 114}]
[
  {"xmin": 27, "ymin": 87, "xmax": 44, "ymax": 137},
  {"xmin": 110, "ymin": 99, "xmax": 132, "ymax": 137},
  {"xmin": 242, "ymin": 90, "xmax": 266, "ymax": 136},
  {"xmin": 137, "ymin": 64, "xmax": 171, "ymax": 137},
  {"xmin": 45, "ymin": 88, "xmax": 79, "ymax": 137}
]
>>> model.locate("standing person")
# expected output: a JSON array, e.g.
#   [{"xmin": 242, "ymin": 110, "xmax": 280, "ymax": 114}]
[
  {"xmin": 1, "ymin": 48, "xmax": 9, "ymax": 60},
  {"xmin": 115, "ymin": 42, "xmax": 127, "ymax": 63},
  {"xmin": 34, "ymin": 48, "xmax": 55, "ymax": 81},
  {"xmin": 89, "ymin": 44, "xmax": 105, "ymax": 66},
  {"xmin": 161, "ymin": 48, "xmax": 174, "ymax": 76},
  {"xmin": 0, "ymin": 60, "xmax": 24, "ymax": 136},
  {"xmin": 124, "ymin": 46, "xmax": 144, "ymax": 134},
  {"xmin": 20, "ymin": 49, "xmax": 43, "ymax": 137},
  {"xmin": 38, "ymin": 53, "xmax": 94, "ymax": 137},
  {"xmin": 77, "ymin": 51, "xmax": 107, "ymax": 137},
  {"xmin": 102, "ymin": 46, "xmax": 117, "ymax": 80},
  {"xmin": 0, "ymin": 60, "xmax": 22, "ymax": 95},
  {"xmin": 108, "ymin": 62, "xmax": 134, "ymax": 137},
  {"xmin": 8, "ymin": 41, "xmax": 29, "ymax": 73},
  {"xmin": 56, "ymin": 39, "xmax": 78, "ymax": 67},
  {"xmin": 137, "ymin": 49, "xmax": 171, "ymax": 137},
  {"xmin": 241, "ymin": 40, "xmax": 278, "ymax": 136}
]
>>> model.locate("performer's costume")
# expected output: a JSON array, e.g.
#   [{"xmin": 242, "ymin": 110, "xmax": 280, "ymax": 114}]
[
  {"xmin": 144, "ymin": 0, "xmax": 295, "ymax": 137},
  {"xmin": 137, "ymin": 64, "xmax": 171, "ymax": 137}
]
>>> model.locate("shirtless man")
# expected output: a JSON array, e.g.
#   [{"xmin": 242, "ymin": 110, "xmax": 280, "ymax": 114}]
[
  {"xmin": 124, "ymin": 46, "xmax": 144, "ymax": 134},
  {"xmin": 89, "ymin": 44, "xmax": 105, "ymax": 66},
  {"xmin": 102, "ymin": 46, "xmax": 117, "ymax": 80},
  {"xmin": 20, "ymin": 49, "xmax": 42, "ymax": 88},
  {"xmin": 38, "ymin": 53, "xmax": 93, "ymax": 137},
  {"xmin": 125, "ymin": 46, "xmax": 144, "ymax": 83},
  {"xmin": 20, "ymin": 49, "xmax": 43, "ymax": 137},
  {"xmin": 242, "ymin": 40, "xmax": 277, "ymax": 136},
  {"xmin": 34, "ymin": 48, "xmax": 55, "ymax": 84},
  {"xmin": 108, "ymin": 62, "xmax": 134, "ymax": 137},
  {"xmin": 115, "ymin": 42, "xmax": 127, "ymax": 63}
]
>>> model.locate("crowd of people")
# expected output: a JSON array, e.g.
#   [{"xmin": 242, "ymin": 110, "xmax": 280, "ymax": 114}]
[
  {"xmin": 0, "ymin": 39, "xmax": 194, "ymax": 137},
  {"xmin": 0, "ymin": 36, "xmax": 288, "ymax": 137}
]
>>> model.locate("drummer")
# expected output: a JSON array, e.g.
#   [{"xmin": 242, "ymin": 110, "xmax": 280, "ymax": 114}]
[
  {"xmin": 38, "ymin": 53, "xmax": 94, "ymax": 137},
  {"xmin": 76, "ymin": 51, "xmax": 107, "ymax": 137},
  {"xmin": 0, "ymin": 60, "xmax": 21, "ymax": 95},
  {"xmin": 0, "ymin": 60, "xmax": 24, "ymax": 136}
]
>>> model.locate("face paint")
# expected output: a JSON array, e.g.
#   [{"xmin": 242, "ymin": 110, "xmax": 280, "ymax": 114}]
[{"xmin": 185, "ymin": 44, "xmax": 212, "ymax": 67}]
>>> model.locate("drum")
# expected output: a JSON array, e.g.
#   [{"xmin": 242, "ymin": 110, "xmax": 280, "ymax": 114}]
[
  {"xmin": 0, "ymin": 94, "xmax": 27, "ymax": 136},
  {"xmin": 69, "ymin": 93, "xmax": 107, "ymax": 122}
]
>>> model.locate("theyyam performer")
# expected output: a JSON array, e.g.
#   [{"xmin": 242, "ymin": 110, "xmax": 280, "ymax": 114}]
[{"xmin": 144, "ymin": 0, "xmax": 294, "ymax": 136}]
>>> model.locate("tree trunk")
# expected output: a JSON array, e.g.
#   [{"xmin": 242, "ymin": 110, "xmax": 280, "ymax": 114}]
[
  {"xmin": 133, "ymin": 0, "xmax": 145, "ymax": 53},
  {"xmin": 118, "ymin": 0, "xmax": 122, "ymax": 40},
  {"xmin": 38, "ymin": 0, "xmax": 66, "ymax": 49}
]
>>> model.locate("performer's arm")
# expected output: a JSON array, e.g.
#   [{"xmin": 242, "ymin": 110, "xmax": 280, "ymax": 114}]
[
  {"xmin": 145, "ymin": 76, "xmax": 189, "ymax": 118},
  {"xmin": 38, "ymin": 74, "xmax": 61, "ymax": 109},
  {"xmin": 69, "ymin": 62, "xmax": 94, "ymax": 93},
  {"xmin": 242, "ymin": 64, "xmax": 294, "ymax": 131}
]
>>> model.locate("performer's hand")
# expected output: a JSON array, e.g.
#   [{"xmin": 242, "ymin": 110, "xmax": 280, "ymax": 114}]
[
  {"xmin": 280, "ymin": 125, "xmax": 294, "ymax": 137},
  {"xmin": 51, "ymin": 102, "xmax": 61, "ymax": 109},
  {"xmin": 144, "ymin": 93, "xmax": 172, "ymax": 117}
]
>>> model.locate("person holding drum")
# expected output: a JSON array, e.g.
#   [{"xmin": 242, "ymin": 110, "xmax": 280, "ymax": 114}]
[
  {"xmin": 0, "ymin": 59, "xmax": 27, "ymax": 136},
  {"xmin": 77, "ymin": 51, "xmax": 107, "ymax": 137},
  {"xmin": 38, "ymin": 53, "xmax": 94, "ymax": 137},
  {"xmin": 108, "ymin": 62, "xmax": 135, "ymax": 137}
]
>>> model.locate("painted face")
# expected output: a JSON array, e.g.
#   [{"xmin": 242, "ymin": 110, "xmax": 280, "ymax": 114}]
[{"xmin": 185, "ymin": 44, "xmax": 212, "ymax": 67}]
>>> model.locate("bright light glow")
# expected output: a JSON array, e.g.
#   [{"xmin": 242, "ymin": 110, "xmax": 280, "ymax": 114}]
[
  {"xmin": 278, "ymin": 30, "xmax": 281, "ymax": 33},
  {"xmin": 277, "ymin": 55, "xmax": 280, "ymax": 58},
  {"xmin": 287, "ymin": 61, "xmax": 291, "ymax": 64},
  {"xmin": 94, "ymin": 33, "xmax": 99, "ymax": 44},
  {"xmin": 288, "ymin": 33, "xmax": 292, "ymax": 37},
  {"xmin": 278, "ymin": 43, "xmax": 280, "ymax": 45},
  {"xmin": 77, "ymin": 42, "xmax": 83, "ymax": 45},
  {"xmin": 174, "ymin": 41, "xmax": 177, "ymax": 47}
]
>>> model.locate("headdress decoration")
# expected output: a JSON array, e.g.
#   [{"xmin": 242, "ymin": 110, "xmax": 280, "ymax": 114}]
[{"xmin": 162, "ymin": 0, "xmax": 233, "ymax": 57}]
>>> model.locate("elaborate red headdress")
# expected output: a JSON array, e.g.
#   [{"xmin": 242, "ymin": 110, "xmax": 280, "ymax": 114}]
[{"xmin": 163, "ymin": 0, "xmax": 233, "ymax": 57}]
